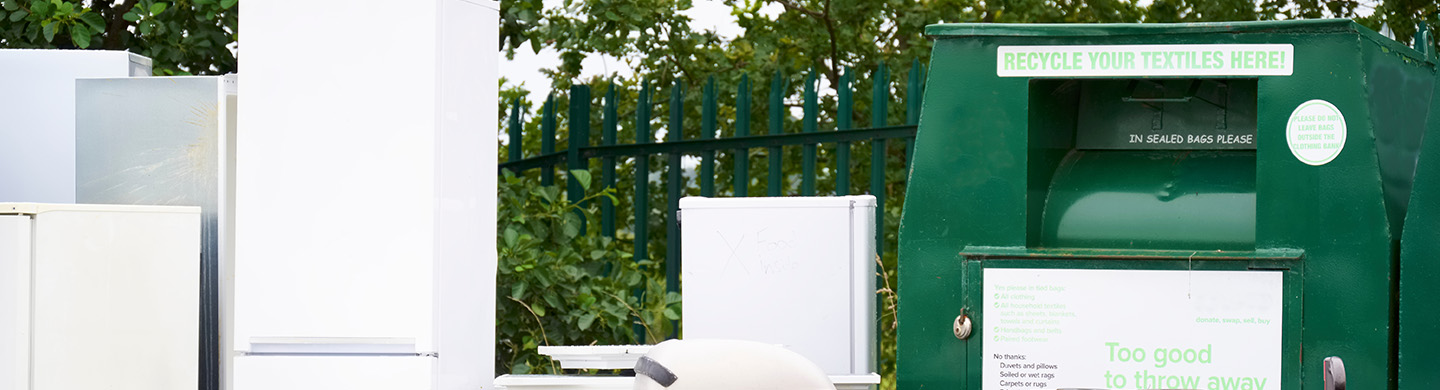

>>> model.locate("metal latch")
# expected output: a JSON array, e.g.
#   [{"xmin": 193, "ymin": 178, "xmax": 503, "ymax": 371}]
[{"xmin": 1324, "ymin": 356, "xmax": 1345, "ymax": 390}]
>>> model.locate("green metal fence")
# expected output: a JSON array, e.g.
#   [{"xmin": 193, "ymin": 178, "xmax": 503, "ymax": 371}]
[{"xmin": 499, "ymin": 61, "xmax": 925, "ymax": 300}]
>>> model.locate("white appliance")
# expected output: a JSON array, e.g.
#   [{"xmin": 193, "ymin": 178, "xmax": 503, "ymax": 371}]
[
  {"xmin": 234, "ymin": 0, "xmax": 498, "ymax": 389},
  {"xmin": 0, "ymin": 203, "xmax": 200, "ymax": 390},
  {"xmin": 0, "ymin": 49, "xmax": 150, "ymax": 203},
  {"xmin": 75, "ymin": 75, "xmax": 238, "ymax": 390},
  {"xmin": 679, "ymin": 196, "xmax": 878, "ymax": 379},
  {"xmin": 495, "ymin": 196, "xmax": 881, "ymax": 390}
]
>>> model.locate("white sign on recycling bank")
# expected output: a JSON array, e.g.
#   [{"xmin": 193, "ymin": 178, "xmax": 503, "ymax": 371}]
[
  {"xmin": 982, "ymin": 268, "xmax": 1282, "ymax": 390},
  {"xmin": 1286, "ymin": 99, "xmax": 1346, "ymax": 166}
]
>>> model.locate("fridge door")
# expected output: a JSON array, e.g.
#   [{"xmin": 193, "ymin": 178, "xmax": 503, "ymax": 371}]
[
  {"xmin": 29, "ymin": 205, "xmax": 199, "ymax": 390},
  {"xmin": 0, "ymin": 215, "xmax": 30, "ymax": 390},
  {"xmin": 234, "ymin": 355, "xmax": 435, "ymax": 390}
]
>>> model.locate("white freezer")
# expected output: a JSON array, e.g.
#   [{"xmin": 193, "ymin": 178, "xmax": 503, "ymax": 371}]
[
  {"xmin": 0, "ymin": 203, "xmax": 200, "ymax": 390},
  {"xmin": 0, "ymin": 49, "xmax": 150, "ymax": 203},
  {"xmin": 679, "ymin": 196, "xmax": 878, "ymax": 377}
]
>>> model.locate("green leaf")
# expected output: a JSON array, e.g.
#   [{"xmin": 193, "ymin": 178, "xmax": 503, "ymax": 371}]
[
  {"xmin": 2, "ymin": 1, "xmax": 17, "ymax": 12},
  {"xmin": 512, "ymin": 362, "xmax": 532, "ymax": 375},
  {"xmin": 542, "ymin": 291, "xmax": 562, "ymax": 308},
  {"xmin": 122, "ymin": 11, "xmax": 139, "ymax": 22},
  {"xmin": 28, "ymin": 0, "xmax": 45, "ymax": 15},
  {"xmin": 55, "ymin": 1, "xmax": 70, "ymax": 15},
  {"xmin": 220, "ymin": 0, "xmax": 236, "ymax": 9},
  {"xmin": 8, "ymin": 9, "xmax": 24, "ymax": 21},
  {"xmin": 503, "ymin": 227, "xmax": 519, "ymax": 248},
  {"xmin": 511, "ymin": 281, "xmax": 528, "ymax": 298},
  {"xmin": 139, "ymin": 20, "xmax": 152, "ymax": 35},
  {"xmin": 70, "ymin": 23, "xmax": 90, "ymax": 48},
  {"xmin": 150, "ymin": 2, "xmax": 166, "ymax": 15},
  {"xmin": 79, "ymin": 11, "xmax": 104, "ymax": 32},
  {"xmin": 532, "ymin": 304, "xmax": 545, "ymax": 317},
  {"xmin": 41, "ymin": 20, "xmax": 53, "ymax": 41},
  {"xmin": 561, "ymin": 212, "xmax": 581, "ymax": 239},
  {"xmin": 577, "ymin": 312, "xmax": 596, "ymax": 330},
  {"xmin": 663, "ymin": 307, "xmax": 680, "ymax": 321},
  {"xmin": 569, "ymin": 169, "xmax": 591, "ymax": 190}
]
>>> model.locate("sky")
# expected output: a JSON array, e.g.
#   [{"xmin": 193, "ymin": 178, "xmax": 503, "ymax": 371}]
[{"xmin": 500, "ymin": 0, "xmax": 782, "ymax": 102}]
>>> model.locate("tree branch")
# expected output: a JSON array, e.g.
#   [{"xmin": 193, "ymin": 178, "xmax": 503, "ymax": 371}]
[
  {"xmin": 772, "ymin": 0, "xmax": 842, "ymax": 88},
  {"xmin": 102, "ymin": 0, "xmax": 141, "ymax": 50}
]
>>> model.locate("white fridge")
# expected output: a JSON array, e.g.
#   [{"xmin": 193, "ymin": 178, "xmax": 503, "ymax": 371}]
[
  {"xmin": 234, "ymin": 0, "xmax": 497, "ymax": 389},
  {"xmin": 0, "ymin": 49, "xmax": 150, "ymax": 203},
  {"xmin": 0, "ymin": 203, "xmax": 200, "ymax": 390},
  {"xmin": 75, "ymin": 75, "xmax": 238, "ymax": 390}
]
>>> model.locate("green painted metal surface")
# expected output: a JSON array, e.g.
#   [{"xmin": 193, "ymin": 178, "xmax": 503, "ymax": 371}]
[
  {"xmin": 735, "ymin": 74, "xmax": 752, "ymax": 197},
  {"xmin": 769, "ymin": 71, "xmax": 785, "ymax": 196},
  {"xmin": 666, "ymin": 83, "xmax": 684, "ymax": 294},
  {"xmin": 838, "ymin": 67, "xmax": 854, "ymax": 196},
  {"xmin": 508, "ymin": 98, "xmax": 522, "ymax": 164},
  {"xmin": 701, "ymin": 76, "xmax": 716, "ymax": 197},
  {"xmin": 1398, "ymin": 21, "xmax": 1440, "ymax": 390},
  {"xmin": 899, "ymin": 19, "xmax": 1437, "ymax": 390},
  {"xmin": 602, "ymin": 85, "xmax": 618, "ymax": 237},
  {"xmin": 633, "ymin": 82, "xmax": 651, "ymax": 263},
  {"xmin": 803, "ymin": 71, "xmax": 818, "ymax": 196},
  {"xmin": 566, "ymin": 85, "xmax": 591, "ymax": 209},
  {"xmin": 540, "ymin": 93, "xmax": 557, "ymax": 186}
]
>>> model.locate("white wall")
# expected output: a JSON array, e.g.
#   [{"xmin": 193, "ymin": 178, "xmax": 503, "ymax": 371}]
[{"xmin": 238, "ymin": 0, "xmax": 496, "ymax": 388}]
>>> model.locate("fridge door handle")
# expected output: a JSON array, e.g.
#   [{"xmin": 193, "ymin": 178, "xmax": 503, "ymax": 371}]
[{"xmin": 245, "ymin": 337, "xmax": 422, "ymax": 356}]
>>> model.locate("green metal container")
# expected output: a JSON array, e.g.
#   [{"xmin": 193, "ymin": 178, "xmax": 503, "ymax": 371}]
[{"xmin": 898, "ymin": 19, "xmax": 1439, "ymax": 390}]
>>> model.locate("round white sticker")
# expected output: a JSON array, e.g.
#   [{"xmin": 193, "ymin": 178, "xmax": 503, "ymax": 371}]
[{"xmin": 1286, "ymin": 100, "xmax": 1346, "ymax": 166}]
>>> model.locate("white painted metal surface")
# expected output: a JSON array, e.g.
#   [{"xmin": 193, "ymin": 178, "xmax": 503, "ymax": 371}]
[
  {"xmin": 236, "ymin": 0, "xmax": 497, "ymax": 389},
  {"xmin": 0, "ymin": 49, "xmax": 149, "ymax": 203},
  {"xmin": 233, "ymin": 356, "xmax": 435, "ymax": 390},
  {"xmin": 0, "ymin": 203, "xmax": 200, "ymax": 390},
  {"xmin": 539, "ymin": 345, "xmax": 653, "ymax": 369},
  {"xmin": 679, "ymin": 196, "xmax": 877, "ymax": 377},
  {"xmin": 0, "ymin": 215, "xmax": 30, "ymax": 390}
]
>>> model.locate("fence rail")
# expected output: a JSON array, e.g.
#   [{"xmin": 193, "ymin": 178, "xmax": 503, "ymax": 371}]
[{"xmin": 499, "ymin": 61, "xmax": 925, "ymax": 314}]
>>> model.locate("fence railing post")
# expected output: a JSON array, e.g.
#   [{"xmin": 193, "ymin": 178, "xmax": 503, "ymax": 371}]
[
  {"xmin": 567, "ymin": 85, "xmax": 592, "ymax": 217},
  {"xmin": 869, "ymin": 62, "xmax": 890, "ymax": 376},
  {"xmin": 871, "ymin": 63, "xmax": 888, "ymax": 257},
  {"xmin": 541, "ymin": 93, "xmax": 557, "ymax": 186},
  {"xmin": 634, "ymin": 81, "xmax": 652, "ymax": 264},
  {"xmin": 508, "ymin": 97, "xmax": 522, "ymax": 165},
  {"xmin": 906, "ymin": 59, "xmax": 924, "ymax": 170},
  {"xmin": 734, "ymin": 74, "xmax": 751, "ymax": 197},
  {"xmin": 837, "ymin": 67, "xmax": 852, "ymax": 196},
  {"xmin": 701, "ymin": 76, "xmax": 716, "ymax": 197},
  {"xmin": 602, "ymin": 83, "xmax": 618, "ymax": 238},
  {"xmin": 802, "ymin": 70, "xmax": 818, "ymax": 196},
  {"xmin": 665, "ymin": 82, "xmax": 684, "ymax": 297},
  {"xmin": 768, "ymin": 70, "xmax": 785, "ymax": 197}
]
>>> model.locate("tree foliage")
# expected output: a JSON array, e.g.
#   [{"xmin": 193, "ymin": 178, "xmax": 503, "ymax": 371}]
[
  {"xmin": 0, "ymin": 0, "xmax": 238, "ymax": 75},
  {"xmin": 497, "ymin": 169, "xmax": 681, "ymax": 374}
]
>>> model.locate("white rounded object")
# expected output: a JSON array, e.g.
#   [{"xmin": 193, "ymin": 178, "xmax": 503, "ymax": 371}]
[{"xmin": 633, "ymin": 339, "xmax": 835, "ymax": 390}]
